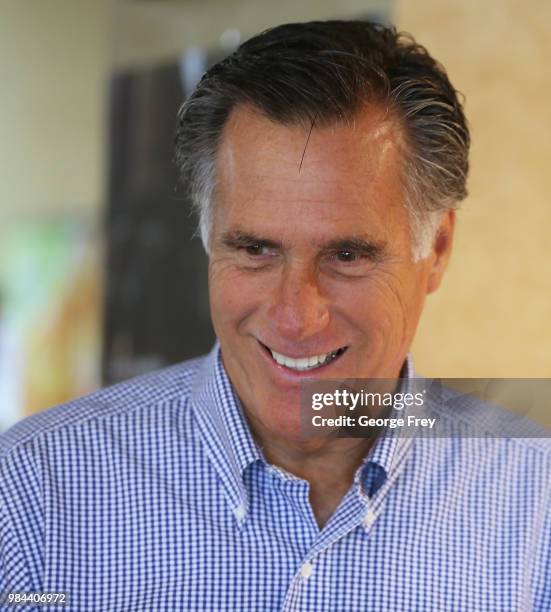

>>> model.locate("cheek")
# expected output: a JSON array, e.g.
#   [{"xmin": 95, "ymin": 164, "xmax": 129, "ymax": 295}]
[
  {"xmin": 331, "ymin": 271, "xmax": 419, "ymax": 341},
  {"xmin": 333, "ymin": 273, "xmax": 395, "ymax": 313},
  {"xmin": 371, "ymin": 269, "xmax": 428, "ymax": 348},
  {"xmin": 208, "ymin": 262, "xmax": 263, "ymax": 333}
]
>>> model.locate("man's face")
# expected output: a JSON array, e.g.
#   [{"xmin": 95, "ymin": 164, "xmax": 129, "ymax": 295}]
[{"xmin": 208, "ymin": 105, "xmax": 452, "ymax": 443}]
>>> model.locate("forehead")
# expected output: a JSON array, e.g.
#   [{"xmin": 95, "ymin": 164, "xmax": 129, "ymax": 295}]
[
  {"xmin": 219, "ymin": 103, "xmax": 405, "ymax": 171},
  {"xmin": 214, "ymin": 104, "xmax": 409, "ymax": 241}
]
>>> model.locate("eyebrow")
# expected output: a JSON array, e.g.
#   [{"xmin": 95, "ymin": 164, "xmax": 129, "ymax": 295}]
[
  {"xmin": 220, "ymin": 231, "xmax": 281, "ymax": 250},
  {"xmin": 220, "ymin": 230, "xmax": 388, "ymax": 261}
]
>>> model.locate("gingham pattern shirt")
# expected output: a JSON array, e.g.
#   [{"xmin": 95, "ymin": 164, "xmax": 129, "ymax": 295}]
[{"xmin": 1, "ymin": 345, "xmax": 550, "ymax": 611}]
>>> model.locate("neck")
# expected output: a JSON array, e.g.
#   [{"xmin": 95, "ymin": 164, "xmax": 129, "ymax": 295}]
[{"xmin": 260, "ymin": 434, "xmax": 373, "ymax": 479}]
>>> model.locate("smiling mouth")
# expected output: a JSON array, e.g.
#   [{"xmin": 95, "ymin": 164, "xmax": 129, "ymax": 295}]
[{"xmin": 260, "ymin": 343, "xmax": 348, "ymax": 372}]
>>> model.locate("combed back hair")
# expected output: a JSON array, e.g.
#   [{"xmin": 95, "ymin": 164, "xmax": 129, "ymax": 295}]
[{"xmin": 175, "ymin": 20, "xmax": 470, "ymax": 261}]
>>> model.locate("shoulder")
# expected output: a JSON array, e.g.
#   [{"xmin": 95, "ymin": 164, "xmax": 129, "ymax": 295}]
[
  {"xmin": 404, "ymin": 383, "xmax": 551, "ymax": 521},
  {"xmin": 0, "ymin": 354, "xmax": 208, "ymax": 463},
  {"xmin": 427, "ymin": 382, "xmax": 551, "ymax": 463}
]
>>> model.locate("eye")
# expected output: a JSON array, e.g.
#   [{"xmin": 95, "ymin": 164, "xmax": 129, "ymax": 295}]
[
  {"xmin": 244, "ymin": 243, "xmax": 265, "ymax": 256},
  {"xmin": 334, "ymin": 249, "xmax": 361, "ymax": 263},
  {"xmin": 324, "ymin": 247, "xmax": 377, "ymax": 277}
]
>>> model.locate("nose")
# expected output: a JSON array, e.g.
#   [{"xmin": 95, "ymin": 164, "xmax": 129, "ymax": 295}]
[{"xmin": 267, "ymin": 263, "xmax": 330, "ymax": 341}]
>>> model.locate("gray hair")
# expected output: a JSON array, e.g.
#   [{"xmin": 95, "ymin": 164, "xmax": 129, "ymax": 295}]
[{"xmin": 175, "ymin": 20, "xmax": 470, "ymax": 261}]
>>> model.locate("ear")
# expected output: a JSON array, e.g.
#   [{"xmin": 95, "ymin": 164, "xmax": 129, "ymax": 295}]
[{"xmin": 426, "ymin": 210, "xmax": 455, "ymax": 295}]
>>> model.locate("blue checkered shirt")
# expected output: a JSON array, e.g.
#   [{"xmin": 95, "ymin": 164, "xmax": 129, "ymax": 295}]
[{"xmin": 1, "ymin": 345, "xmax": 550, "ymax": 611}]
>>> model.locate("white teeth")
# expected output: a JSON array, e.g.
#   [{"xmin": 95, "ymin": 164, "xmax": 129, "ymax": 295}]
[
  {"xmin": 269, "ymin": 348, "xmax": 344, "ymax": 371},
  {"xmin": 283, "ymin": 356, "xmax": 294, "ymax": 368}
]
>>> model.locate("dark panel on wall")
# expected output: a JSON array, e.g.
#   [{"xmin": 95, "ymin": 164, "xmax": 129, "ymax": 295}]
[{"xmin": 104, "ymin": 59, "xmax": 214, "ymax": 384}]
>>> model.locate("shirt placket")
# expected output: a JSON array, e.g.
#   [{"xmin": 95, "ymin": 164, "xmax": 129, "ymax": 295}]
[
  {"xmin": 278, "ymin": 435, "xmax": 415, "ymax": 611},
  {"xmin": 279, "ymin": 481, "xmax": 375, "ymax": 612}
]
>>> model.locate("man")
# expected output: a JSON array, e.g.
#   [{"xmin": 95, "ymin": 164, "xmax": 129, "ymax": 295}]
[{"xmin": 1, "ymin": 20, "xmax": 549, "ymax": 611}]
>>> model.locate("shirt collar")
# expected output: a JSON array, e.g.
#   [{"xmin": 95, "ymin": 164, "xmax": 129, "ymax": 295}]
[
  {"xmin": 191, "ymin": 344, "xmax": 262, "ymax": 521},
  {"xmin": 211, "ymin": 348, "xmax": 263, "ymax": 474},
  {"xmin": 357, "ymin": 356, "xmax": 417, "ymax": 497}
]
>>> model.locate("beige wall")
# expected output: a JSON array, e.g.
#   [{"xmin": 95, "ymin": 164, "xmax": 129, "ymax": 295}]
[
  {"xmin": 396, "ymin": 0, "xmax": 551, "ymax": 376},
  {"xmin": 0, "ymin": 0, "xmax": 112, "ymax": 222}
]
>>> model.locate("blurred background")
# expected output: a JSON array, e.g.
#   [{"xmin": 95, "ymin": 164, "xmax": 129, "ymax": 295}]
[{"xmin": 1, "ymin": 0, "xmax": 550, "ymax": 431}]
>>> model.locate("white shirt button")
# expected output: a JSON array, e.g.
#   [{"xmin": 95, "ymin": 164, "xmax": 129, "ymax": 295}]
[
  {"xmin": 300, "ymin": 561, "xmax": 313, "ymax": 578},
  {"xmin": 363, "ymin": 508, "xmax": 376, "ymax": 531},
  {"xmin": 233, "ymin": 503, "xmax": 246, "ymax": 521}
]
